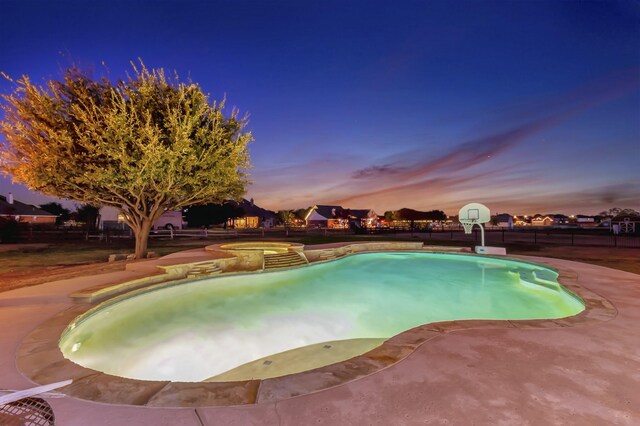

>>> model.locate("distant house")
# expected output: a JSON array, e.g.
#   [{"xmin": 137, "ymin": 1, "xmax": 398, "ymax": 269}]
[
  {"xmin": 348, "ymin": 209, "xmax": 378, "ymax": 227},
  {"xmin": 226, "ymin": 198, "xmax": 277, "ymax": 229},
  {"xmin": 575, "ymin": 215, "xmax": 599, "ymax": 228},
  {"xmin": 598, "ymin": 216, "xmax": 613, "ymax": 229},
  {"xmin": 304, "ymin": 205, "xmax": 345, "ymax": 228},
  {"xmin": 551, "ymin": 214, "xmax": 570, "ymax": 226},
  {"xmin": 531, "ymin": 215, "xmax": 554, "ymax": 227},
  {"xmin": 494, "ymin": 213, "xmax": 513, "ymax": 229},
  {"xmin": 531, "ymin": 214, "xmax": 569, "ymax": 227},
  {"xmin": 513, "ymin": 215, "xmax": 531, "ymax": 226},
  {"xmin": 611, "ymin": 213, "xmax": 640, "ymax": 234},
  {"xmin": 0, "ymin": 193, "xmax": 57, "ymax": 224}
]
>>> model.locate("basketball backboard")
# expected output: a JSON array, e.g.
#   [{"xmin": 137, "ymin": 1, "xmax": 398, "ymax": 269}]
[{"xmin": 458, "ymin": 203, "xmax": 491, "ymax": 224}]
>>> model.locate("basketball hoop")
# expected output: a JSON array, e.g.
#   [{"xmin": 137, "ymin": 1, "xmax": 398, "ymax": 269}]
[
  {"xmin": 458, "ymin": 203, "xmax": 491, "ymax": 247},
  {"xmin": 460, "ymin": 220, "xmax": 476, "ymax": 235},
  {"xmin": 457, "ymin": 202, "xmax": 507, "ymax": 256}
]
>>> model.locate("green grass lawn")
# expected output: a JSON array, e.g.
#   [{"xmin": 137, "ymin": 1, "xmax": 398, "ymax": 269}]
[{"xmin": 0, "ymin": 240, "xmax": 209, "ymax": 274}]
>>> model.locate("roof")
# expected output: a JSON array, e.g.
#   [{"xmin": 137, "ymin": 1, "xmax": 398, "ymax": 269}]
[
  {"xmin": 551, "ymin": 214, "xmax": 569, "ymax": 219},
  {"xmin": 0, "ymin": 195, "xmax": 58, "ymax": 217},
  {"xmin": 349, "ymin": 209, "xmax": 375, "ymax": 219},
  {"xmin": 312, "ymin": 205, "xmax": 344, "ymax": 220},
  {"xmin": 227, "ymin": 198, "xmax": 277, "ymax": 220},
  {"xmin": 612, "ymin": 213, "xmax": 640, "ymax": 222}
]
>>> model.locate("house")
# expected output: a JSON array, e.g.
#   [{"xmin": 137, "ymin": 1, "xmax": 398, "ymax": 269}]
[
  {"xmin": 531, "ymin": 214, "xmax": 569, "ymax": 227},
  {"xmin": 575, "ymin": 215, "xmax": 599, "ymax": 228},
  {"xmin": 494, "ymin": 213, "xmax": 513, "ymax": 229},
  {"xmin": 598, "ymin": 216, "xmax": 613, "ymax": 229},
  {"xmin": 551, "ymin": 214, "xmax": 570, "ymax": 226},
  {"xmin": 531, "ymin": 215, "xmax": 554, "ymax": 227},
  {"xmin": 348, "ymin": 209, "xmax": 378, "ymax": 227},
  {"xmin": 512, "ymin": 215, "xmax": 531, "ymax": 226},
  {"xmin": 0, "ymin": 193, "xmax": 57, "ymax": 224},
  {"xmin": 304, "ymin": 205, "xmax": 346, "ymax": 228},
  {"xmin": 226, "ymin": 198, "xmax": 277, "ymax": 229},
  {"xmin": 611, "ymin": 213, "xmax": 640, "ymax": 234}
]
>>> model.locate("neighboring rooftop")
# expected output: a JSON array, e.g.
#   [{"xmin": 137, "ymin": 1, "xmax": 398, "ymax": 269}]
[
  {"xmin": 227, "ymin": 198, "xmax": 277, "ymax": 220},
  {"xmin": 0, "ymin": 194, "xmax": 57, "ymax": 218},
  {"xmin": 311, "ymin": 205, "xmax": 344, "ymax": 220}
]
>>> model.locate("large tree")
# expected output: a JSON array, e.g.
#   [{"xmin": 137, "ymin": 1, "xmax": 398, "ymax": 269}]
[
  {"xmin": 0, "ymin": 63, "xmax": 251, "ymax": 258},
  {"xmin": 74, "ymin": 203, "xmax": 101, "ymax": 232},
  {"xmin": 276, "ymin": 210, "xmax": 295, "ymax": 226}
]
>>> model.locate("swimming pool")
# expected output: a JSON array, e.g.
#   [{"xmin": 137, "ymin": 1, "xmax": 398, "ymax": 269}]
[{"xmin": 59, "ymin": 252, "xmax": 584, "ymax": 382}]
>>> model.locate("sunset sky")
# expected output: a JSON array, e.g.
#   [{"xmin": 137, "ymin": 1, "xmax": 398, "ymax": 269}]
[{"xmin": 1, "ymin": 0, "xmax": 638, "ymax": 215}]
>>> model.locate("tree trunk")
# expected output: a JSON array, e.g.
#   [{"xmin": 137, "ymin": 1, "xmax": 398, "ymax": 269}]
[{"xmin": 133, "ymin": 218, "xmax": 153, "ymax": 259}]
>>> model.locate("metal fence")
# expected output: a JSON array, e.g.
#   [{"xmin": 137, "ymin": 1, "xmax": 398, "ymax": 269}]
[
  {"xmin": 419, "ymin": 228, "xmax": 640, "ymax": 248},
  {"xmin": 2, "ymin": 226, "xmax": 639, "ymax": 248}
]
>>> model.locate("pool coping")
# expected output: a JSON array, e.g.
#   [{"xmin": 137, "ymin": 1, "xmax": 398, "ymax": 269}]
[{"xmin": 14, "ymin": 243, "xmax": 617, "ymax": 407}]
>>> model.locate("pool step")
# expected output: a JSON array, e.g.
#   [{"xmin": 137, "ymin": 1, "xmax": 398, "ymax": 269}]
[
  {"xmin": 187, "ymin": 262, "xmax": 223, "ymax": 277},
  {"xmin": 516, "ymin": 269, "xmax": 559, "ymax": 291},
  {"xmin": 264, "ymin": 252, "xmax": 308, "ymax": 270}
]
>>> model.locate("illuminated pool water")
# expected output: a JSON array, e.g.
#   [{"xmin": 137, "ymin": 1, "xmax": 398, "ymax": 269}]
[{"xmin": 60, "ymin": 252, "xmax": 584, "ymax": 382}]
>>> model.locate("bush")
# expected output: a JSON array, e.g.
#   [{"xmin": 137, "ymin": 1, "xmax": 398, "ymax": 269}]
[{"xmin": 0, "ymin": 217, "xmax": 20, "ymax": 243}]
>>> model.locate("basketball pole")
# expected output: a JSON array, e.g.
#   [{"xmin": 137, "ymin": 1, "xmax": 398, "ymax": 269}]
[{"xmin": 478, "ymin": 222, "xmax": 485, "ymax": 247}]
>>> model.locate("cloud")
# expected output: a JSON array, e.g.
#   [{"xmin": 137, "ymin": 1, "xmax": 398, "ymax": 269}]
[
  {"xmin": 340, "ymin": 117, "xmax": 554, "ymax": 204},
  {"xmin": 338, "ymin": 67, "xmax": 640, "ymax": 208},
  {"xmin": 332, "ymin": 165, "xmax": 524, "ymax": 206},
  {"xmin": 352, "ymin": 164, "xmax": 404, "ymax": 179}
]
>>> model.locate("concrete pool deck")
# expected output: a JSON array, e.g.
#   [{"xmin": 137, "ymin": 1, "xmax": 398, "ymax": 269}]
[{"xmin": 1, "ymin": 246, "xmax": 639, "ymax": 424}]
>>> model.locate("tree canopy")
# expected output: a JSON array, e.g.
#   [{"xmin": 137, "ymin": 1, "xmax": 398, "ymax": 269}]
[
  {"xmin": 277, "ymin": 210, "xmax": 295, "ymax": 226},
  {"xmin": 384, "ymin": 208, "xmax": 447, "ymax": 222},
  {"xmin": 74, "ymin": 203, "xmax": 101, "ymax": 231},
  {"xmin": 0, "ymin": 62, "xmax": 252, "ymax": 257},
  {"xmin": 599, "ymin": 208, "xmax": 640, "ymax": 217},
  {"xmin": 39, "ymin": 202, "xmax": 70, "ymax": 224}
]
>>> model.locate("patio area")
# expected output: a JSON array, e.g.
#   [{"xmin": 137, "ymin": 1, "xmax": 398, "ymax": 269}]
[{"xmin": 1, "ymin": 246, "xmax": 639, "ymax": 425}]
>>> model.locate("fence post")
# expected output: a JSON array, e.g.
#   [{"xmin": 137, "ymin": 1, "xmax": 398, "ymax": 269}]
[
  {"xmin": 450, "ymin": 230, "xmax": 453, "ymax": 240},
  {"xmin": 534, "ymin": 230, "xmax": 537, "ymax": 244},
  {"xmin": 502, "ymin": 229, "xmax": 505, "ymax": 243},
  {"xmin": 170, "ymin": 228, "xmax": 174, "ymax": 239},
  {"xmin": 614, "ymin": 234, "xmax": 617, "ymax": 248},
  {"xmin": 204, "ymin": 228, "xmax": 208, "ymax": 238},
  {"xmin": 571, "ymin": 231, "xmax": 574, "ymax": 246}
]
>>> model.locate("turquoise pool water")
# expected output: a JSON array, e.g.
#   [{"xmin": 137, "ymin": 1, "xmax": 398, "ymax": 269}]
[{"xmin": 60, "ymin": 252, "xmax": 584, "ymax": 382}]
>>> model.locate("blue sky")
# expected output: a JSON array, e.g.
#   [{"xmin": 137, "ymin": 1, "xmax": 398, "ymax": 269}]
[{"xmin": 1, "ymin": 0, "xmax": 639, "ymax": 214}]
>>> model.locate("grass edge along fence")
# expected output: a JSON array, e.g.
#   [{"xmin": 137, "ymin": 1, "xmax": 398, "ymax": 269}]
[{"xmin": 1, "ymin": 223, "xmax": 639, "ymax": 249}]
